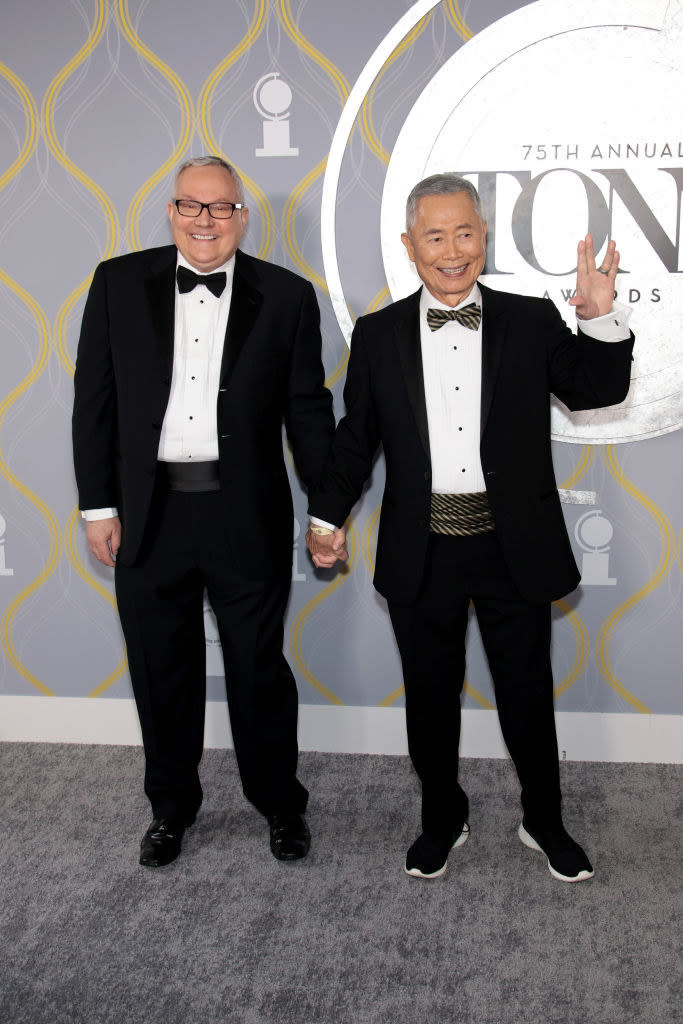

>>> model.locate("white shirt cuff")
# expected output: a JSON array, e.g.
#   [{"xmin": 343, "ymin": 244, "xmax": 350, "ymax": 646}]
[
  {"xmin": 310, "ymin": 516, "xmax": 338, "ymax": 531},
  {"xmin": 577, "ymin": 301, "xmax": 632, "ymax": 342},
  {"xmin": 81, "ymin": 508, "xmax": 118, "ymax": 521}
]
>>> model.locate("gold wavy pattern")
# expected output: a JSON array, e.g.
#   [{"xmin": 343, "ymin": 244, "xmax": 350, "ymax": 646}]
[
  {"xmin": 0, "ymin": 270, "xmax": 57, "ymax": 696},
  {"xmin": 445, "ymin": 0, "xmax": 474, "ymax": 40},
  {"xmin": 116, "ymin": 0, "xmax": 195, "ymax": 252},
  {"xmin": 278, "ymin": 0, "xmax": 351, "ymax": 290},
  {"xmin": 41, "ymin": 0, "xmax": 120, "ymax": 376},
  {"xmin": 324, "ymin": 345, "xmax": 349, "ymax": 392},
  {"xmin": 64, "ymin": 508, "xmax": 129, "ymax": 697},
  {"xmin": 277, "ymin": 0, "xmax": 349, "ymax": 107},
  {"xmin": 0, "ymin": 63, "xmax": 39, "ymax": 190},
  {"xmin": 379, "ymin": 676, "xmax": 495, "ymax": 710},
  {"xmin": 360, "ymin": 12, "xmax": 434, "ymax": 165},
  {"xmin": 282, "ymin": 158, "xmax": 330, "ymax": 291},
  {"xmin": 552, "ymin": 599, "xmax": 590, "ymax": 698},
  {"xmin": 595, "ymin": 445, "xmax": 675, "ymax": 712},
  {"xmin": 197, "ymin": 0, "xmax": 275, "ymax": 259},
  {"xmin": 559, "ymin": 444, "xmax": 594, "ymax": 490},
  {"xmin": 362, "ymin": 504, "xmax": 382, "ymax": 577},
  {"xmin": 277, "ymin": 2, "xmax": 356, "ymax": 395},
  {"xmin": 288, "ymin": 518, "xmax": 358, "ymax": 705}
]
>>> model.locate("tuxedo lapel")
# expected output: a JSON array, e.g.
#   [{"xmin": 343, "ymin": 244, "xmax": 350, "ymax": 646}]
[
  {"xmin": 144, "ymin": 246, "xmax": 177, "ymax": 377},
  {"xmin": 220, "ymin": 250, "xmax": 263, "ymax": 385},
  {"xmin": 394, "ymin": 290, "xmax": 430, "ymax": 460},
  {"xmin": 479, "ymin": 282, "xmax": 507, "ymax": 436}
]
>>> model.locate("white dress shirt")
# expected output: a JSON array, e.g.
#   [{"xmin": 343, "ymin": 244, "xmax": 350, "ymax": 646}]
[{"xmin": 420, "ymin": 283, "xmax": 486, "ymax": 493}]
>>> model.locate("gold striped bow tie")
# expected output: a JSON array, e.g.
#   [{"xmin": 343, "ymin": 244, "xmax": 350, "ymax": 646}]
[{"xmin": 426, "ymin": 302, "xmax": 482, "ymax": 332}]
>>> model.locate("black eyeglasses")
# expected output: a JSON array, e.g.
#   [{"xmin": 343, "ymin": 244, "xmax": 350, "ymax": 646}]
[{"xmin": 173, "ymin": 199, "xmax": 245, "ymax": 219}]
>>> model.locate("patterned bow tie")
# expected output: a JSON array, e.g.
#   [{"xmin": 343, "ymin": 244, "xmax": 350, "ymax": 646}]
[
  {"xmin": 426, "ymin": 302, "xmax": 482, "ymax": 332},
  {"xmin": 176, "ymin": 265, "xmax": 227, "ymax": 299}
]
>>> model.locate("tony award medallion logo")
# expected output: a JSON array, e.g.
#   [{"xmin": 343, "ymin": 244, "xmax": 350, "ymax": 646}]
[
  {"xmin": 574, "ymin": 510, "xmax": 617, "ymax": 586},
  {"xmin": 254, "ymin": 73, "xmax": 299, "ymax": 157},
  {"xmin": 0, "ymin": 513, "xmax": 14, "ymax": 576}
]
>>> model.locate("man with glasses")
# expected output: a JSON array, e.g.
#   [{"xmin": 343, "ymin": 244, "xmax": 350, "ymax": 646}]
[{"xmin": 73, "ymin": 156, "xmax": 334, "ymax": 867}]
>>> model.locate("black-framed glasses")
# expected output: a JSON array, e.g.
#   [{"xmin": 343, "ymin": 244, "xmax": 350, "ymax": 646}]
[{"xmin": 173, "ymin": 199, "xmax": 244, "ymax": 219}]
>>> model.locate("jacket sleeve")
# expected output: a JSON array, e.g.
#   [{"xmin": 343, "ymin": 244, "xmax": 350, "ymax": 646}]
[
  {"xmin": 308, "ymin": 316, "xmax": 380, "ymax": 526},
  {"xmin": 283, "ymin": 281, "xmax": 335, "ymax": 490},
  {"xmin": 542, "ymin": 300, "xmax": 634, "ymax": 412},
  {"xmin": 72, "ymin": 263, "xmax": 118, "ymax": 510}
]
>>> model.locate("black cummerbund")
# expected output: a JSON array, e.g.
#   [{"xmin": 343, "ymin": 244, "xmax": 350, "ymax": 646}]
[{"xmin": 158, "ymin": 460, "xmax": 220, "ymax": 493}]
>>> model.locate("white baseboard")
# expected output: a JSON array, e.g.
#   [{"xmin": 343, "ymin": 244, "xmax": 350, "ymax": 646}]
[{"xmin": 0, "ymin": 696, "xmax": 680, "ymax": 763}]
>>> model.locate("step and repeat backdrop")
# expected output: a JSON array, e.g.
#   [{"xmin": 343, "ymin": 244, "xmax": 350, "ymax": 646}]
[{"xmin": 1, "ymin": 0, "xmax": 681, "ymax": 729}]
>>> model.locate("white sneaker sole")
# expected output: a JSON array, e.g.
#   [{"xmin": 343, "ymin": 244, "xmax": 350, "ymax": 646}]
[
  {"xmin": 405, "ymin": 823, "xmax": 470, "ymax": 879},
  {"xmin": 518, "ymin": 823, "xmax": 594, "ymax": 883}
]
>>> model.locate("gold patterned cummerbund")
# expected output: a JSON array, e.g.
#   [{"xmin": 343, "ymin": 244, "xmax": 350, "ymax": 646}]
[{"xmin": 429, "ymin": 491, "xmax": 495, "ymax": 536}]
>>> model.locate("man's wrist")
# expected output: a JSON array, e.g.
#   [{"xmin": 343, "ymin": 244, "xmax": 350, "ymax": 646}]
[
  {"xmin": 82, "ymin": 507, "xmax": 118, "ymax": 521},
  {"xmin": 309, "ymin": 516, "xmax": 338, "ymax": 532}
]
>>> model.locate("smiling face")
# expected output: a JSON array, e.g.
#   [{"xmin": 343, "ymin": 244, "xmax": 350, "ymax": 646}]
[
  {"xmin": 401, "ymin": 191, "xmax": 487, "ymax": 307},
  {"xmin": 167, "ymin": 163, "xmax": 248, "ymax": 272}
]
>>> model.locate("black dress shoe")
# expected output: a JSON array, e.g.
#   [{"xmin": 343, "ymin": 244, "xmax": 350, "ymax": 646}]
[
  {"xmin": 139, "ymin": 818, "xmax": 187, "ymax": 867},
  {"xmin": 267, "ymin": 812, "xmax": 311, "ymax": 861}
]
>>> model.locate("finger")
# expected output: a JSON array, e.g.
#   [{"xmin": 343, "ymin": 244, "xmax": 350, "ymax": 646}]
[
  {"xmin": 583, "ymin": 233, "xmax": 596, "ymax": 274},
  {"xmin": 90, "ymin": 541, "xmax": 115, "ymax": 567},
  {"xmin": 596, "ymin": 238, "xmax": 616, "ymax": 275},
  {"xmin": 576, "ymin": 237, "xmax": 587, "ymax": 280},
  {"xmin": 606, "ymin": 248, "xmax": 620, "ymax": 279}
]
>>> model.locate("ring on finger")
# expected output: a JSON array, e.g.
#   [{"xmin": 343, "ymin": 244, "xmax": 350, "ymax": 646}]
[{"xmin": 598, "ymin": 267, "xmax": 609, "ymax": 275}]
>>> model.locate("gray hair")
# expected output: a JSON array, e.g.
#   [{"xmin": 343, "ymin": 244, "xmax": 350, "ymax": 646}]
[
  {"xmin": 173, "ymin": 155, "xmax": 245, "ymax": 205},
  {"xmin": 405, "ymin": 174, "xmax": 482, "ymax": 230}
]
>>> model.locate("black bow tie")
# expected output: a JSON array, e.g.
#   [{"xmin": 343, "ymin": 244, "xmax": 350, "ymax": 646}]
[
  {"xmin": 176, "ymin": 265, "xmax": 227, "ymax": 298},
  {"xmin": 426, "ymin": 302, "xmax": 482, "ymax": 332}
]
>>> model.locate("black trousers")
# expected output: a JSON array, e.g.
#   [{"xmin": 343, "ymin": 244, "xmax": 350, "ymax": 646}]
[
  {"xmin": 388, "ymin": 531, "xmax": 562, "ymax": 837},
  {"xmin": 115, "ymin": 485, "xmax": 307, "ymax": 823}
]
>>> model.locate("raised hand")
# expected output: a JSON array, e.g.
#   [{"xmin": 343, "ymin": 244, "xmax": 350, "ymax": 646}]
[
  {"xmin": 569, "ymin": 234, "xmax": 619, "ymax": 321},
  {"xmin": 305, "ymin": 525, "xmax": 348, "ymax": 569}
]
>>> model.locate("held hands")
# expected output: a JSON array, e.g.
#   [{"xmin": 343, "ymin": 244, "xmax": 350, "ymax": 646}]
[
  {"xmin": 305, "ymin": 524, "xmax": 348, "ymax": 569},
  {"xmin": 85, "ymin": 516, "xmax": 121, "ymax": 567},
  {"xmin": 569, "ymin": 234, "xmax": 619, "ymax": 320}
]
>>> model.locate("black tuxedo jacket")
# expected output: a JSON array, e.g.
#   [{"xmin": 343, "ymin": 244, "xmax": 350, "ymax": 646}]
[
  {"xmin": 311, "ymin": 283, "xmax": 634, "ymax": 605},
  {"xmin": 73, "ymin": 245, "xmax": 334, "ymax": 577}
]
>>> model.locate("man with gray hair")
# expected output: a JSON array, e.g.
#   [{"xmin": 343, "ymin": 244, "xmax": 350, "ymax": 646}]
[
  {"xmin": 73, "ymin": 155, "xmax": 334, "ymax": 867},
  {"xmin": 307, "ymin": 173, "xmax": 634, "ymax": 883}
]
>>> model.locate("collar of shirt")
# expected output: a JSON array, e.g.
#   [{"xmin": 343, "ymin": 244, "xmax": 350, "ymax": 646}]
[
  {"xmin": 175, "ymin": 252, "xmax": 236, "ymax": 294},
  {"xmin": 419, "ymin": 282, "xmax": 482, "ymax": 321}
]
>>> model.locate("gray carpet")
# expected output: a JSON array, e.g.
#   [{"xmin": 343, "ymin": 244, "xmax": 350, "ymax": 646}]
[{"xmin": 0, "ymin": 743, "xmax": 680, "ymax": 1024}]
